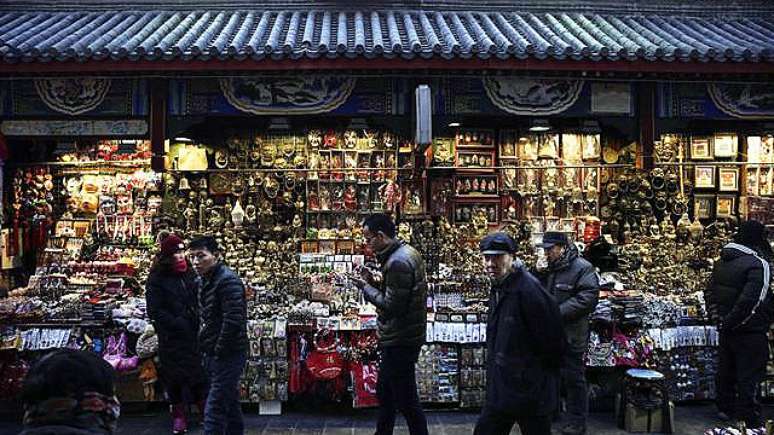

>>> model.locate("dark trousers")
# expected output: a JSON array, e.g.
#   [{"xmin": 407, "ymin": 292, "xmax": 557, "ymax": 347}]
[
  {"xmin": 376, "ymin": 345, "xmax": 428, "ymax": 435},
  {"xmin": 560, "ymin": 348, "xmax": 588, "ymax": 429},
  {"xmin": 203, "ymin": 351, "xmax": 247, "ymax": 435},
  {"xmin": 166, "ymin": 380, "xmax": 207, "ymax": 405},
  {"xmin": 717, "ymin": 331, "xmax": 768, "ymax": 428},
  {"xmin": 474, "ymin": 406, "xmax": 552, "ymax": 435}
]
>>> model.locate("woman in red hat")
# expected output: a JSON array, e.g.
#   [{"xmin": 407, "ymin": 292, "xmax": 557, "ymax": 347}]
[{"xmin": 145, "ymin": 232, "xmax": 206, "ymax": 434}]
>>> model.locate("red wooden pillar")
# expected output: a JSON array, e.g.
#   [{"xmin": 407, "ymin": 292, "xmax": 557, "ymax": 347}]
[
  {"xmin": 638, "ymin": 82, "xmax": 656, "ymax": 170},
  {"xmin": 149, "ymin": 79, "xmax": 168, "ymax": 172}
]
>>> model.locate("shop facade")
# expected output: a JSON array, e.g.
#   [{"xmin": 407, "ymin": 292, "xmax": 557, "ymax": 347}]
[{"xmin": 0, "ymin": 0, "xmax": 773, "ymax": 417}]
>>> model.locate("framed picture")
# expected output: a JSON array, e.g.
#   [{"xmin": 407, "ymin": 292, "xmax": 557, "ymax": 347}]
[
  {"xmin": 693, "ymin": 194, "xmax": 714, "ymax": 219},
  {"xmin": 456, "ymin": 150, "xmax": 495, "ymax": 171},
  {"xmin": 690, "ymin": 136, "xmax": 713, "ymax": 160},
  {"xmin": 714, "ymin": 133, "xmax": 738, "ymax": 158},
  {"xmin": 694, "ymin": 166, "xmax": 716, "ymax": 189},
  {"xmin": 718, "ymin": 167, "xmax": 740, "ymax": 192},
  {"xmin": 716, "ymin": 195, "xmax": 736, "ymax": 217}
]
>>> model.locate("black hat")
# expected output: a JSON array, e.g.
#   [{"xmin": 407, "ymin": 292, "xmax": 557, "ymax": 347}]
[
  {"xmin": 735, "ymin": 220, "xmax": 773, "ymax": 258},
  {"xmin": 538, "ymin": 231, "xmax": 568, "ymax": 249},
  {"xmin": 479, "ymin": 232, "xmax": 517, "ymax": 255}
]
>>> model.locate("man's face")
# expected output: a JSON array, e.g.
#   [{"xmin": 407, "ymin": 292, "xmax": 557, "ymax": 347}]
[
  {"xmin": 483, "ymin": 253, "xmax": 513, "ymax": 279},
  {"xmin": 189, "ymin": 248, "xmax": 217, "ymax": 276},
  {"xmin": 546, "ymin": 244, "xmax": 565, "ymax": 263},
  {"xmin": 363, "ymin": 226, "xmax": 388, "ymax": 253}
]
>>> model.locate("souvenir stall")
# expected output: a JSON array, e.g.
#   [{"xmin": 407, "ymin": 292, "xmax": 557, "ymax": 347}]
[{"xmin": 1, "ymin": 72, "xmax": 774, "ymax": 413}]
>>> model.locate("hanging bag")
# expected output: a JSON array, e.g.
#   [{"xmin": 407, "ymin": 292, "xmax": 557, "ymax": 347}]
[{"xmin": 305, "ymin": 328, "xmax": 344, "ymax": 380}]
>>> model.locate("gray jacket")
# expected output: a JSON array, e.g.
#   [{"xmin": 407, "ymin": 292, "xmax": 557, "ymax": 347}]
[
  {"xmin": 363, "ymin": 240, "xmax": 427, "ymax": 348},
  {"xmin": 538, "ymin": 245, "xmax": 600, "ymax": 352}
]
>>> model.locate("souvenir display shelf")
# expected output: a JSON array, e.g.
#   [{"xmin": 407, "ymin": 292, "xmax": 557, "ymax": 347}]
[{"xmin": 0, "ymin": 126, "xmax": 771, "ymax": 412}]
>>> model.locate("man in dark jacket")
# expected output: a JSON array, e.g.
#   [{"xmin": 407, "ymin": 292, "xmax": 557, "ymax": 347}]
[
  {"xmin": 189, "ymin": 236, "xmax": 248, "ymax": 435},
  {"xmin": 705, "ymin": 220, "xmax": 773, "ymax": 428},
  {"xmin": 353, "ymin": 213, "xmax": 428, "ymax": 435},
  {"xmin": 474, "ymin": 232, "xmax": 566, "ymax": 435},
  {"xmin": 536, "ymin": 232, "xmax": 599, "ymax": 435}
]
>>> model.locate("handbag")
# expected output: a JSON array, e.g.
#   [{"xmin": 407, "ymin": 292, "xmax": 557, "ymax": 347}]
[
  {"xmin": 136, "ymin": 325, "xmax": 158, "ymax": 359},
  {"xmin": 305, "ymin": 329, "xmax": 344, "ymax": 380}
]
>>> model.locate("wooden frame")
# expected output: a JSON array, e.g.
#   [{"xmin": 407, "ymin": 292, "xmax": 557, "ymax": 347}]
[
  {"xmin": 718, "ymin": 167, "xmax": 740, "ymax": 192},
  {"xmin": 690, "ymin": 136, "xmax": 713, "ymax": 160},
  {"xmin": 713, "ymin": 133, "xmax": 738, "ymax": 158},
  {"xmin": 456, "ymin": 149, "xmax": 495, "ymax": 171},
  {"xmin": 716, "ymin": 195, "xmax": 736, "ymax": 217},
  {"xmin": 694, "ymin": 165, "xmax": 716, "ymax": 189},
  {"xmin": 693, "ymin": 194, "xmax": 714, "ymax": 219}
]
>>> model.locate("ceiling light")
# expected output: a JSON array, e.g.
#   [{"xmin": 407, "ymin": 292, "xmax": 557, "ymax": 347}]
[{"xmin": 529, "ymin": 119, "xmax": 551, "ymax": 132}]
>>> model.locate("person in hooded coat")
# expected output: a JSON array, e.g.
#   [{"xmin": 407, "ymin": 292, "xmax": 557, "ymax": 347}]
[
  {"xmin": 705, "ymin": 220, "xmax": 774, "ymax": 429},
  {"xmin": 145, "ymin": 233, "xmax": 207, "ymax": 434},
  {"xmin": 19, "ymin": 349, "xmax": 120, "ymax": 435}
]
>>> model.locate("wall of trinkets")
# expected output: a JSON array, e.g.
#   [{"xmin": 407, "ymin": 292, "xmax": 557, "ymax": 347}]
[{"xmin": 1, "ymin": 121, "xmax": 773, "ymax": 412}]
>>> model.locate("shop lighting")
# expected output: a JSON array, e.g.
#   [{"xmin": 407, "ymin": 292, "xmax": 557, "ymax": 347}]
[
  {"xmin": 448, "ymin": 122, "xmax": 461, "ymax": 128},
  {"xmin": 174, "ymin": 137, "xmax": 193, "ymax": 143},
  {"xmin": 529, "ymin": 119, "xmax": 551, "ymax": 132}
]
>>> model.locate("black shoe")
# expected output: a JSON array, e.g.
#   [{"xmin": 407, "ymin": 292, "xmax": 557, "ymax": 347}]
[{"xmin": 717, "ymin": 412, "xmax": 731, "ymax": 422}]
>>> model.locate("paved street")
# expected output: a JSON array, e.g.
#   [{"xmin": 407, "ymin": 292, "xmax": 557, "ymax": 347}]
[{"xmin": 1, "ymin": 403, "xmax": 768, "ymax": 434}]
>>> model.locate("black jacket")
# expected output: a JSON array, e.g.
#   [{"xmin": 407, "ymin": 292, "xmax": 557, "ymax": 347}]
[
  {"xmin": 485, "ymin": 262, "xmax": 566, "ymax": 416},
  {"xmin": 198, "ymin": 262, "xmax": 248, "ymax": 357},
  {"xmin": 705, "ymin": 243, "xmax": 773, "ymax": 334},
  {"xmin": 538, "ymin": 245, "xmax": 600, "ymax": 352},
  {"xmin": 362, "ymin": 240, "xmax": 427, "ymax": 348},
  {"xmin": 145, "ymin": 269, "xmax": 206, "ymax": 384}
]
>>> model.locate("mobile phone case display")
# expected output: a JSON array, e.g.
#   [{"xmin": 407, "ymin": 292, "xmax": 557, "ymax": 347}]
[
  {"xmin": 416, "ymin": 344, "xmax": 459, "ymax": 403},
  {"xmin": 243, "ymin": 319, "xmax": 289, "ymax": 402},
  {"xmin": 459, "ymin": 345, "xmax": 487, "ymax": 408}
]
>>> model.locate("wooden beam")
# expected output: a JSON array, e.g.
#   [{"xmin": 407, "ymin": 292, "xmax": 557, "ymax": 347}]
[
  {"xmin": 149, "ymin": 78, "xmax": 167, "ymax": 173},
  {"xmin": 1, "ymin": 57, "xmax": 773, "ymax": 75},
  {"xmin": 638, "ymin": 82, "xmax": 656, "ymax": 170}
]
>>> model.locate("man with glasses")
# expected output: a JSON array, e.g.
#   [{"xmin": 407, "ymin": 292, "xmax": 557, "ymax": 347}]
[
  {"xmin": 188, "ymin": 236, "xmax": 248, "ymax": 435},
  {"xmin": 352, "ymin": 213, "xmax": 429, "ymax": 435}
]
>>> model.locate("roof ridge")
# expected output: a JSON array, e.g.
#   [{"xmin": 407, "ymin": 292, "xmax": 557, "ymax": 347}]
[{"xmin": 0, "ymin": 1, "xmax": 772, "ymax": 18}]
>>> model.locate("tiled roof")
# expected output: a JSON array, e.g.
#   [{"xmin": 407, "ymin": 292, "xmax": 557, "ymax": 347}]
[{"xmin": 0, "ymin": 9, "xmax": 773, "ymax": 64}]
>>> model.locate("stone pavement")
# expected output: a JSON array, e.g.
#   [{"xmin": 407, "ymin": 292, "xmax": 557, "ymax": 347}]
[{"xmin": 1, "ymin": 403, "xmax": 767, "ymax": 434}]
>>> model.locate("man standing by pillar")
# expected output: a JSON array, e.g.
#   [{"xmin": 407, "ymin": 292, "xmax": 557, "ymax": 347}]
[
  {"xmin": 705, "ymin": 220, "xmax": 773, "ymax": 429},
  {"xmin": 353, "ymin": 213, "xmax": 429, "ymax": 435},
  {"xmin": 474, "ymin": 232, "xmax": 565, "ymax": 435},
  {"xmin": 536, "ymin": 232, "xmax": 600, "ymax": 435}
]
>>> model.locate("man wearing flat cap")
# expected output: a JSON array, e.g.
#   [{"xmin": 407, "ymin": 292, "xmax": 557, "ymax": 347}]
[
  {"xmin": 535, "ymin": 232, "xmax": 599, "ymax": 435},
  {"xmin": 705, "ymin": 220, "xmax": 774, "ymax": 429},
  {"xmin": 474, "ymin": 232, "xmax": 565, "ymax": 435}
]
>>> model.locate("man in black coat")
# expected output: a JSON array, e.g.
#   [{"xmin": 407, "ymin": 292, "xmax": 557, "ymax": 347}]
[
  {"xmin": 189, "ymin": 236, "xmax": 248, "ymax": 435},
  {"xmin": 705, "ymin": 220, "xmax": 773, "ymax": 428},
  {"xmin": 474, "ymin": 232, "xmax": 566, "ymax": 435},
  {"xmin": 353, "ymin": 213, "xmax": 428, "ymax": 435},
  {"xmin": 536, "ymin": 232, "xmax": 599, "ymax": 435}
]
